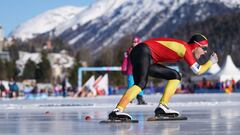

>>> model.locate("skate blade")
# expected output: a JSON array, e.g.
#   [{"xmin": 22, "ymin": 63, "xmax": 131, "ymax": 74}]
[
  {"xmin": 155, "ymin": 113, "xmax": 179, "ymax": 118},
  {"xmin": 147, "ymin": 116, "xmax": 187, "ymax": 121},
  {"xmin": 100, "ymin": 119, "xmax": 138, "ymax": 123}
]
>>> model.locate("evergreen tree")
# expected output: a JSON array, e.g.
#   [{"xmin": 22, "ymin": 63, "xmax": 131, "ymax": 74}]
[
  {"xmin": 0, "ymin": 59, "xmax": 7, "ymax": 80},
  {"xmin": 8, "ymin": 44, "xmax": 19, "ymax": 61},
  {"xmin": 52, "ymin": 37, "xmax": 71, "ymax": 52},
  {"xmin": 76, "ymin": 48, "xmax": 93, "ymax": 66},
  {"xmin": 5, "ymin": 60, "xmax": 18, "ymax": 80},
  {"xmin": 35, "ymin": 51, "xmax": 52, "ymax": 83},
  {"xmin": 68, "ymin": 51, "xmax": 82, "ymax": 87},
  {"xmin": 22, "ymin": 59, "xmax": 37, "ymax": 79},
  {"xmin": 68, "ymin": 62, "xmax": 82, "ymax": 87}
]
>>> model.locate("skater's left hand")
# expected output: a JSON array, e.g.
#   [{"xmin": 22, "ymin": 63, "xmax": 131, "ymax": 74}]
[{"xmin": 210, "ymin": 52, "xmax": 218, "ymax": 64}]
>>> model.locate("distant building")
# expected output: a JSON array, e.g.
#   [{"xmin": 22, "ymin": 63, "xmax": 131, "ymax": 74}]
[
  {"xmin": 43, "ymin": 39, "xmax": 53, "ymax": 50},
  {"xmin": 0, "ymin": 25, "xmax": 4, "ymax": 51},
  {"xmin": 0, "ymin": 40, "xmax": 3, "ymax": 51},
  {"xmin": 0, "ymin": 37, "xmax": 15, "ymax": 50},
  {"xmin": 0, "ymin": 51, "xmax": 10, "ymax": 61},
  {"xmin": 0, "ymin": 25, "xmax": 4, "ymax": 41}
]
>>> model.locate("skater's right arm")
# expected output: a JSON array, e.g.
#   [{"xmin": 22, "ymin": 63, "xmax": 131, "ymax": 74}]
[{"xmin": 191, "ymin": 52, "xmax": 218, "ymax": 75}]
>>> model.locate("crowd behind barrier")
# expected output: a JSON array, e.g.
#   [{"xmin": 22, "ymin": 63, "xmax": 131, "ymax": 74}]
[{"xmin": 0, "ymin": 78, "xmax": 240, "ymax": 99}]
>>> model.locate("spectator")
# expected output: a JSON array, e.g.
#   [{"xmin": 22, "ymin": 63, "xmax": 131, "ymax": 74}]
[
  {"xmin": 224, "ymin": 79, "xmax": 233, "ymax": 93},
  {"xmin": 231, "ymin": 78, "xmax": 236, "ymax": 90},
  {"xmin": 53, "ymin": 84, "xmax": 61, "ymax": 96},
  {"xmin": 121, "ymin": 36, "xmax": 147, "ymax": 105},
  {"xmin": 0, "ymin": 81, "xmax": 6, "ymax": 97},
  {"xmin": 61, "ymin": 76, "xmax": 67, "ymax": 97},
  {"xmin": 9, "ymin": 78, "xmax": 19, "ymax": 98},
  {"xmin": 186, "ymin": 78, "xmax": 194, "ymax": 93}
]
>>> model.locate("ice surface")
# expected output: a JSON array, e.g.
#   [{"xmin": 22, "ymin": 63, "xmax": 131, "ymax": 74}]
[{"xmin": 0, "ymin": 93, "xmax": 240, "ymax": 135}]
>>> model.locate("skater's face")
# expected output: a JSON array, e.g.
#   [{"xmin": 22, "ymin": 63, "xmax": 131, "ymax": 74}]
[
  {"xmin": 193, "ymin": 46, "xmax": 207, "ymax": 59},
  {"xmin": 132, "ymin": 42, "xmax": 138, "ymax": 47}
]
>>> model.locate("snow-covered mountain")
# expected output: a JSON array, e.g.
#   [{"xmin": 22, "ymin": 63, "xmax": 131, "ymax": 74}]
[
  {"xmin": 55, "ymin": 0, "xmax": 240, "ymax": 53},
  {"xmin": 11, "ymin": 0, "xmax": 240, "ymax": 53},
  {"xmin": 11, "ymin": 6, "xmax": 86, "ymax": 40}
]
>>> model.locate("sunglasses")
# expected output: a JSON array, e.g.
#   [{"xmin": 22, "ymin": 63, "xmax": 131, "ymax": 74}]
[{"xmin": 201, "ymin": 46, "xmax": 208, "ymax": 51}]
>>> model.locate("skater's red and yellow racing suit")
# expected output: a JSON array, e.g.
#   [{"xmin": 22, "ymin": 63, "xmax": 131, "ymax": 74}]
[{"xmin": 144, "ymin": 37, "xmax": 212, "ymax": 75}]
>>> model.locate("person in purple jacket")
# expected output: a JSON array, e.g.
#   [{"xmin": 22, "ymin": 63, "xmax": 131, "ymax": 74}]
[{"xmin": 121, "ymin": 37, "xmax": 147, "ymax": 105}]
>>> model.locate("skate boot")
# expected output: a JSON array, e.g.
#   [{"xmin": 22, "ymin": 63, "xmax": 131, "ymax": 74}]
[
  {"xmin": 137, "ymin": 95, "xmax": 147, "ymax": 105},
  {"xmin": 108, "ymin": 108, "xmax": 132, "ymax": 121},
  {"xmin": 154, "ymin": 104, "xmax": 180, "ymax": 117}
]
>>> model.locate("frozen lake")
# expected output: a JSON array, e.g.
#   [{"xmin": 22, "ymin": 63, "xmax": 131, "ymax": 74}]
[{"xmin": 0, "ymin": 93, "xmax": 240, "ymax": 135}]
